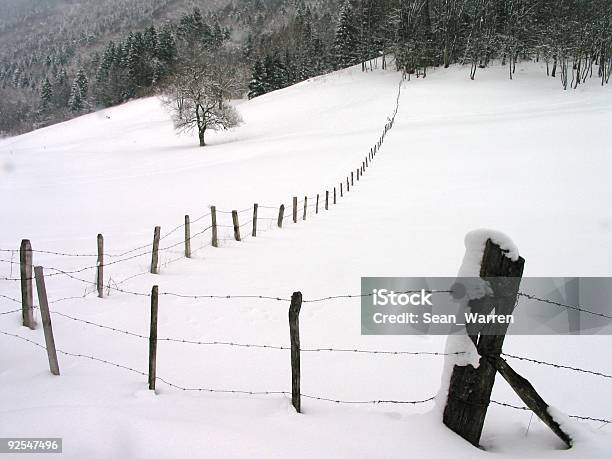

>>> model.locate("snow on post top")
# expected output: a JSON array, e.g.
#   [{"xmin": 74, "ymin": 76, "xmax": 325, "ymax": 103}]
[{"xmin": 458, "ymin": 229, "xmax": 520, "ymax": 277}]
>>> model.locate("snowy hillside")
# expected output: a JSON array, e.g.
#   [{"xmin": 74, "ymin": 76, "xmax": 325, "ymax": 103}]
[{"xmin": 1, "ymin": 61, "xmax": 611, "ymax": 458}]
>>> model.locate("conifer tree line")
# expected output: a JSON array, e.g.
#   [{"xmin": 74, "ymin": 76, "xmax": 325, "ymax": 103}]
[{"xmin": 0, "ymin": 0, "xmax": 609, "ymax": 136}]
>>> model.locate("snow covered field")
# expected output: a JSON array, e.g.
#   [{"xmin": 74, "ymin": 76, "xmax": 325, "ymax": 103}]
[{"xmin": 1, "ymin": 61, "xmax": 611, "ymax": 458}]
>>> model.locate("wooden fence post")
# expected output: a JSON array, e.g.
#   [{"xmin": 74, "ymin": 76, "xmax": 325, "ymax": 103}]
[
  {"xmin": 211, "ymin": 206, "xmax": 218, "ymax": 248},
  {"xmin": 303, "ymin": 197, "xmax": 307, "ymax": 220},
  {"xmin": 351, "ymin": 171, "xmax": 354, "ymax": 186},
  {"xmin": 340, "ymin": 183, "xmax": 343, "ymax": 198},
  {"xmin": 232, "ymin": 210, "xmax": 241, "ymax": 241},
  {"xmin": 20, "ymin": 239, "xmax": 35, "ymax": 329},
  {"xmin": 97, "ymin": 234, "xmax": 104, "ymax": 298},
  {"xmin": 316, "ymin": 194, "xmax": 319, "ymax": 214},
  {"xmin": 184, "ymin": 216, "xmax": 191, "ymax": 258},
  {"xmin": 443, "ymin": 239, "xmax": 525, "ymax": 447},
  {"xmin": 346, "ymin": 177, "xmax": 349, "ymax": 192},
  {"xmin": 357, "ymin": 168, "xmax": 360, "ymax": 181},
  {"xmin": 325, "ymin": 190, "xmax": 329, "ymax": 210},
  {"xmin": 277, "ymin": 204, "xmax": 285, "ymax": 228},
  {"xmin": 366, "ymin": 157, "xmax": 368, "ymax": 168},
  {"xmin": 252, "ymin": 204, "xmax": 258, "ymax": 237},
  {"xmin": 289, "ymin": 291, "xmax": 303, "ymax": 413},
  {"xmin": 293, "ymin": 197, "xmax": 298, "ymax": 223},
  {"xmin": 333, "ymin": 187, "xmax": 336, "ymax": 204},
  {"xmin": 33, "ymin": 266, "xmax": 59, "ymax": 375},
  {"xmin": 149, "ymin": 285, "xmax": 158, "ymax": 391},
  {"xmin": 150, "ymin": 226, "xmax": 160, "ymax": 274}
]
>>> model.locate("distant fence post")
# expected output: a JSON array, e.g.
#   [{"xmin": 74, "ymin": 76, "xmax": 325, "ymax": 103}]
[
  {"xmin": 357, "ymin": 168, "xmax": 360, "ymax": 181},
  {"xmin": 211, "ymin": 206, "xmax": 219, "ymax": 248},
  {"xmin": 316, "ymin": 194, "xmax": 319, "ymax": 214},
  {"xmin": 97, "ymin": 234, "xmax": 104, "ymax": 298},
  {"xmin": 232, "ymin": 210, "xmax": 241, "ymax": 241},
  {"xmin": 148, "ymin": 285, "xmax": 158, "ymax": 391},
  {"xmin": 340, "ymin": 183, "xmax": 343, "ymax": 198},
  {"xmin": 325, "ymin": 190, "xmax": 329, "ymax": 210},
  {"xmin": 184, "ymin": 216, "xmax": 191, "ymax": 258},
  {"xmin": 277, "ymin": 204, "xmax": 285, "ymax": 228},
  {"xmin": 292, "ymin": 197, "xmax": 298, "ymax": 223},
  {"xmin": 289, "ymin": 291, "xmax": 303, "ymax": 413},
  {"xmin": 252, "ymin": 204, "xmax": 258, "ymax": 237},
  {"xmin": 33, "ymin": 266, "xmax": 59, "ymax": 375},
  {"xmin": 351, "ymin": 171, "xmax": 354, "ymax": 186},
  {"xmin": 150, "ymin": 226, "xmax": 161, "ymax": 274},
  {"xmin": 346, "ymin": 177, "xmax": 349, "ymax": 192},
  {"xmin": 333, "ymin": 187, "xmax": 337, "ymax": 204},
  {"xmin": 303, "ymin": 197, "xmax": 307, "ymax": 220},
  {"xmin": 20, "ymin": 239, "xmax": 35, "ymax": 329}
]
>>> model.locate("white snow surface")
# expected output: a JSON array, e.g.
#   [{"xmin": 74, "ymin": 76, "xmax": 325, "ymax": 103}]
[{"xmin": 1, "ymin": 61, "xmax": 611, "ymax": 458}]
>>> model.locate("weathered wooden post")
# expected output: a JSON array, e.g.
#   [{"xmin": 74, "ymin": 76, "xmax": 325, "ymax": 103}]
[
  {"xmin": 97, "ymin": 234, "xmax": 104, "ymax": 298},
  {"xmin": 340, "ymin": 183, "xmax": 343, "ymax": 198},
  {"xmin": 316, "ymin": 194, "xmax": 319, "ymax": 214},
  {"xmin": 289, "ymin": 291, "xmax": 303, "ymax": 413},
  {"xmin": 184, "ymin": 216, "xmax": 191, "ymax": 258},
  {"xmin": 333, "ymin": 187, "xmax": 337, "ymax": 204},
  {"xmin": 277, "ymin": 204, "xmax": 285, "ymax": 228},
  {"xmin": 150, "ymin": 226, "xmax": 160, "ymax": 274},
  {"xmin": 346, "ymin": 177, "xmax": 349, "ymax": 192},
  {"xmin": 20, "ymin": 239, "xmax": 35, "ymax": 329},
  {"xmin": 232, "ymin": 210, "xmax": 241, "ymax": 241},
  {"xmin": 351, "ymin": 171, "xmax": 354, "ymax": 186},
  {"xmin": 357, "ymin": 168, "xmax": 360, "ymax": 181},
  {"xmin": 149, "ymin": 285, "xmax": 158, "ymax": 391},
  {"xmin": 211, "ymin": 206, "xmax": 218, "ymax": 248},
  {"xmin": 303, "ymin": 197, "xmax": 307, "ymax": 220},
  {"xmin": 33, "ymin": 266, "xmax": 59, "ymax": 375},
  {"xmin": 366, "ymin": 157, "xmax": 368, "ymax": 168},
  {"xmin": 443, "ymin": 239, "xmax": 569, "ymax": 448},
  {"xmin": 252, "ymin": 204, "xmax": 258, "ymax": 237},
  {"xmin": 292, "ymin": 197, "xmax": 298, "ymax": 223},
  {"xmin": 325, "ymin": 190, "xmax": 329, "ymax": 210}
]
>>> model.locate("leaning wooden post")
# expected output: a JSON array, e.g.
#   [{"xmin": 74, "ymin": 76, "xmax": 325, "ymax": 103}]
[
  {"xmin": 315, "ymin": 194, "xmax": 319, "ymax": 214},
  {"xmin": 277, "ymin": 204, "xmax": 285, "ymax": 228},
  {"xmin": 33, "ymin": 266, "xmax": 59, "ymax": 375},
  {"xmin": 303, "ymin": 197, "xmax": 307, "ymax": 221},
  {"xmin": 325, "ymin": 190, "xmax": 329, "ymax": 210},
  {"xmin": 289, "ymin": 291, "xmax": 303, "ymax": 413},
  {"xmin": 443, "ymin": 239, "xmax": 525, "ymax": 447},
  {"xmin": 366, "ymin": 157, "xmax": 369, "ymax": 168},
  {"xmin": 148, "ymin": 285, "xmax": 158, "ymax": 391},
  {"xmin": 252, "ymin": 204, "xmax": 258, "ymax": 237},
  {"xmin": 20, "ymin": 239, "xmax": 35, "ymax": 329},
  {"xmin": 184, "ymin": 216, "xmax": 191, "ymax": 258},
  {"xmin": 292, "ymin": 197, "xmax": 298, "ymax": 223},
  {"xmin": 96, "ymin": 234, "xmax": 104, "ymax": 298},
  {"xmin": 150, "ymin": 226, "xmax": 161, "ymax": 274},
  {"xmin": 232, "ymin": 210, "xmax": 241, "ymax": 241},
  {"xmin": 211, "ymin": 206, "xmax": 218, "ymax": 248}
]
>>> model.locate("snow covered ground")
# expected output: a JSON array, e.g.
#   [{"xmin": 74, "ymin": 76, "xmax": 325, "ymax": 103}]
[{"xmin": 1, "ymin": 60, "xmax": 611, "ymax": 458}]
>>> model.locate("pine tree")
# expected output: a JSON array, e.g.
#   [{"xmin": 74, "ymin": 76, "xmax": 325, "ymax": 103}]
[
  {"xmin": 333, "ymin": 0, "xmax": 358, "ymax": 69},
  {"xmin": 68, "ymin": 80, "xmax": 84, "ymax": 112},
  {"xmin": 40, "ymin": 77, "xmax": 53, "ymax": 110},
  {"xmin": 247, "ymin": 59, "xmax": 266, "ymax": 99}
]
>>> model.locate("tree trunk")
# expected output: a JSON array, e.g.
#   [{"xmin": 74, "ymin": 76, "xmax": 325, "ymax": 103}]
[{"xmin": 198, "ymin": 128, "xmax": 206, "ymax": 147}]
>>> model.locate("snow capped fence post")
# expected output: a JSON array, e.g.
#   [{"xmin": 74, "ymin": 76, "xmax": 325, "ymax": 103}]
[
  {"xmin": 19, "ymin": 239, "xmax": 35, "ymax": 329},
  {"xmin": 303, "ymin": 197, "xmax": 307, "ymax": 221},
  {"xmin": 252, "ymin": 204, "xmax": 258, "ymax": 237},
  {"xmin": 232, "ymin": 211, "xmax": 241, "ymax": 241},
  {"xmin": 148, "ymin": 285, "xmax": 158, "ymax": 391},
  {"xmin": 184, "ymin": 216, "xmax": 191, "ymax": 258},
  {"xmin": 150, "ymin": 226, "xmax": 161, "ymax": 274},
  {"xmin": 97, "ymin": 234, "xmax": 104, "ymax": 298},
  {"xmin": 292, "ymin": 197, "xmax": 298, "ymax": 223},
  {"xmin": 289, "ymin": 291, "xmax": 303, "ymax": 413},
  {"xmin": 211, "ymin": 206, "xmax": 218, "ymax": 248},
  {"xmin": 325, "ymin": 191, "xmax": 329, "ymax": 210},
  {"xmin": 277, "ymin": 204, "xmax": 285, "ymax": 228},
  {"xmin": 34, "ymin": 266, "xmax": 59, "ymax": 376},
  {"xmin": 443, "ymin": 239, "xmax": 525, "ymax": 447}
]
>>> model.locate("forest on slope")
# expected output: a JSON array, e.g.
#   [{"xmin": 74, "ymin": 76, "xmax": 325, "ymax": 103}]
[{"xmin": 0, "ymin": 0, "xmax": 609, "ymax": 137}]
